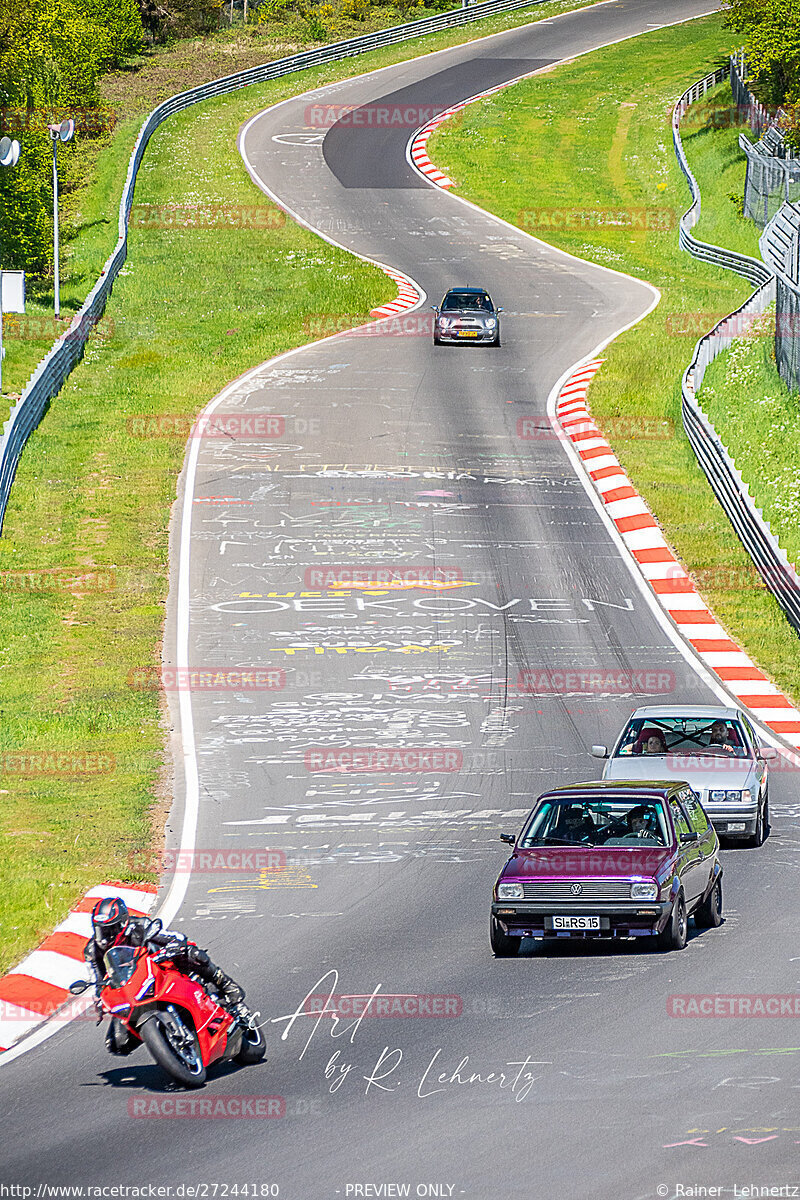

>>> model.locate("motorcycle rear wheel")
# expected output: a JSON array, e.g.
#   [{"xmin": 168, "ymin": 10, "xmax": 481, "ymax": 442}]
[{"xmin": 141, "ymin": 1013, "xmax": 206, "ymax": 1087}]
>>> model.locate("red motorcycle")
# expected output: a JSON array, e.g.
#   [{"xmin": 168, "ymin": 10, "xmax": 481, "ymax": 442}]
[{"xmin": 71, "ymin": 922, "xmax": 265, "ymax": 1088}]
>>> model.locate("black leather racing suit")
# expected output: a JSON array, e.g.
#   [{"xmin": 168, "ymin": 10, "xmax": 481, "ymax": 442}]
[{"xmin": 84, "ymin": 917, "xmax": 241, "ymax": 1056}]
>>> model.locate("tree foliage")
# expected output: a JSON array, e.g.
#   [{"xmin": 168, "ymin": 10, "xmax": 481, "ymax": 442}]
[
  {"xmin": 724, "ymin": 0, "xmax": 800, "ymax": 107},
  {"xmin": 0, "ymin": 0, "xmax": 143, "ymax": 277}
]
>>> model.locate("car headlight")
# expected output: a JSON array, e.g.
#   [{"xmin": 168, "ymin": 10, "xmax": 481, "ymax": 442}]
[
  {"xmin": 630, "ymin": 881, "xmax": 658, "ymax": 900},
  {"xmin": 728, "ymin": 789, "xmax": 750, "ymax": 802},
  {"xmin": 497, "ymin": 881, "xmax": 523, "ymax": 900},
  {"xmin": 485, "ymin": 318, "xmax": 497, "ymax": 328},
  {"xmin": 439, "ymin": 318, "xmax": 452, "ymax": 330},
  {"xmin": 710, "ymin": 790, "xmax": 726, "ymax": 802}
]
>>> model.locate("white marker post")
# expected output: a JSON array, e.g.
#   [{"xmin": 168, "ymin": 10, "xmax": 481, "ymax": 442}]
[
  {"xmin": 0, "ymin": 136, "xmax": 21, "ymax": 397},
  {"xmin": 48, "ymin": 119, "xmax": 74, "ymax": 320}
]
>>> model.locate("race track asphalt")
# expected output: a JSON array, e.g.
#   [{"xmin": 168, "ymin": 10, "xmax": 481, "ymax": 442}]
[{"xmin": 5, "ymin": 3, "xmax": 800, "ymax": 1198}]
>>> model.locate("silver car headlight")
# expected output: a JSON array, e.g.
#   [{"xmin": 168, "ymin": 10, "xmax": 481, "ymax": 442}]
[
  {"xmin": 485, "ymin": 318, "xmax": 497, "ymax": 328},
  {"xmin": 497, "ymin": 881, "xmax": 523, "ymax": 900},
  {"xmin": 439, "ymin": 318, "xmax": 451, "ymax": 330},
  {"xmin": 729, "ymin": 788, "xmax": 750, "ymax": 802},
  {"xmin": 630, "ymin": 881, "xmax": 658, "ymax": 901},
  {"xmin": 710, "ymin": 789, "xmax": 726, "ymax": 802}
]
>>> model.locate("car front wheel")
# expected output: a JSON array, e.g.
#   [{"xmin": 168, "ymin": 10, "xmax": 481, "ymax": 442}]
[
  {"xmin": 658, "ymin": 892, "xmax": 688, "ymax": 951},
  {"xmin": 490, "ymin": 915, "xmax": 520, "ymax": 958},
  {"xmin": 747, "ymin": 800, "xmax": 765, "ymax": 847}
]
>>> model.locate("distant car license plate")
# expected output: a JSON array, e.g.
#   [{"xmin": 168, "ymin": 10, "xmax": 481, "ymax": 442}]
[
  {"xmin": 459, "ymin": 331, "xmax": 478, "ymax": 337},
  {"xmin": 727, "ymin": 822, "xmax": 746, "ymax": 832},
  {"xmin": 551, "ymin": 915, "xmax": 600, "ymax": 930}
]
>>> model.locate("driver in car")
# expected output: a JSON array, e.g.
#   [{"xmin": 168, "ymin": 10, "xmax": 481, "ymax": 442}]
[
  {"xmin": 557, "ymin": 805, "xmax": 596, "ymax": 842},
  {"xmin": 625, "ymin": 805, "xmax": 658, "ymax": 840},
  {"xmin": 707, "ymin": 720, "xmax": 736, "ymax": 752},
  {"xmin": 84, "ymin": 896, "xmax": 249, "ymax": 1056}
]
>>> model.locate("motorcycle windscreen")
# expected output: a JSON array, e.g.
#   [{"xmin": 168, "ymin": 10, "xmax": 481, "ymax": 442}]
[{"xmin": 103, "ymin": 945, "xmax": 141, "ymax": 988}]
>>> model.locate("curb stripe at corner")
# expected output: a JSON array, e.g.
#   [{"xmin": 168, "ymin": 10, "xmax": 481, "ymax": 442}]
[{"xmin": 555, "ymin": 362, "xmax": 800, "ymax": 749}]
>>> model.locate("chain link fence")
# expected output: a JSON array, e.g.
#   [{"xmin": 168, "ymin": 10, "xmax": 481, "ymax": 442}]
[
  {"xmin": 731, "ymin": 54, "xmax": 800, "ymax": 226},
  {"xmin": 760, "ymin": 202, "xmax": 800, "ymax": 395}
]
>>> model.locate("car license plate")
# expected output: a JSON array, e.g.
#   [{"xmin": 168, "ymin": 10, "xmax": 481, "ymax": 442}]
[
  {"xmin": 551, "ymin": 915, "xmax": 600, "ymax": 930},
  {"xmin": 727, "ymin": 822, "xmax": 746, "ymax": 832},
  {"xmin": 459, "ymin": 331, "xmax": 478, "ymax": 337}
]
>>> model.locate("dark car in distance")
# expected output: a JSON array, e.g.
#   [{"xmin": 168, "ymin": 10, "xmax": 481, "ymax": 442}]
[
  {"xmin": 431, "ymin": 287, "xmax": 502, "ymax": 346},
  {"xmin": 491, "ymin": 781, "xmax": 722, "ymax": 957}
]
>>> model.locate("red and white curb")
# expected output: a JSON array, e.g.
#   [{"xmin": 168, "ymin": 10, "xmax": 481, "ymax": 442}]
[
  {"xmin": 370, "ymin": 265, "xmax": 422, "ymax": 318},
  {"xmin": 556, "ymin": 361, "xmax": 800, "ymax": 748},
  {"xmin": 0, "ymin": 882, "xmax": 157, "ymax": 1052}
]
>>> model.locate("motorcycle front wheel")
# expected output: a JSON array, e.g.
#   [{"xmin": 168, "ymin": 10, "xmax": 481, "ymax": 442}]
[
  {"xmin": 236, "ymin": 1023, "xmax": 266, "ymax": 1065},
  {"xmin": 141, "ymin": 1012, "xmax": 207, "ymax": 1088}
]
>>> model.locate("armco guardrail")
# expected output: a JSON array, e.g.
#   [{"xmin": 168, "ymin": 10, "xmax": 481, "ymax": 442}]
[
  {"xmin": 0, "ymin": 0, "xmax": 550, "ymax": 533},
  {"xmin": 672, "ymin": 68, "xmax": 800, "ymax": 634}
]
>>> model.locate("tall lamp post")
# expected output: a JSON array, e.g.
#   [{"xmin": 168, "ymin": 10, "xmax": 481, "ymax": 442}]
[
  {"xmin": 0, "ymin": 135, "xmax": 21, "ymax": 397},
  {"xmin": 47, "ymin": 118, "xmax": 74, "ymax": 319}
]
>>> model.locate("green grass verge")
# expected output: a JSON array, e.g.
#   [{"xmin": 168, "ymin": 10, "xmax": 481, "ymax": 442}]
[
  {"xmin": 429, "ymin": 16, "xmax": 800, "ymax": 701},
  {"xmin": 0, "ymin": 0, "xmax": 608, "ymax": 973}
]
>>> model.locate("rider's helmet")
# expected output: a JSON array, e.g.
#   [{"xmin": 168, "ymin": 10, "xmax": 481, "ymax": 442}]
[{"xmin": 91, "ymin": 896, "xmax": 130, "ymax": 949}]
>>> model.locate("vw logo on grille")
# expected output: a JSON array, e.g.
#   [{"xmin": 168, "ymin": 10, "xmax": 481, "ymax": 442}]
[{"xmin": 570, "ymin": 883, "xmax": 583, "ymax": 896}]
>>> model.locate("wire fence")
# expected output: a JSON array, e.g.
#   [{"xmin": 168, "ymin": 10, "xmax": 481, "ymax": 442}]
[
  {"xmin": 731, "ymin": 53, "xmax": 800, "ymax": 227},
  {"xmin": 0, "ymin": 0, "xmax": 550, "ymax": 533},
  {"xmin": 673, "ymin": 68, "xmax": 800, "ymax": 635},
  {"xmin": 760, "ymin": 201, "xmax": 800, "ymax": 395}
]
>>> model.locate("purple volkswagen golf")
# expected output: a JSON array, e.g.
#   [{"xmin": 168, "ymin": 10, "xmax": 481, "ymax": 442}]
[{"xmin": 491, "ymin": 780, "xmax": 722, "ymax": 956}]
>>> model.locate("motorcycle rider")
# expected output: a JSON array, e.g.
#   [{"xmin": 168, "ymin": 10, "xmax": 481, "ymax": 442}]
[{"xmin": 84, "ymin": 896, "xmax": 250, "ymax": 1057}]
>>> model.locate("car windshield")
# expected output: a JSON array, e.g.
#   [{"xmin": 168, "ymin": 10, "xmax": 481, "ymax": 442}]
[
  {"xmin": 103, "ymin": 944, "xmax": 141, "ymax": 989},
  {"xmin": 615, "ymin": 716, "xmax": 749, "ymax": 758},
  {"xmin": 519, "ymin": 797, "xmax": 670, "ymax": 848},
  {"xmin": 441, "ymin": 292, "xmax": 494, "ymax": 312}
]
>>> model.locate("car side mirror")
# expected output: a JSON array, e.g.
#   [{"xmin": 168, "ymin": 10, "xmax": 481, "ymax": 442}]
[
  {"xmin": 591, "ymin": 745, "xmax": 609, "ymax": 759},
  {"xmin": 500, "ymin": 833, "xmax": 515, "ymax": 846},
  {"xmin": 69, "ymin": 979, "xmax": 90, "ymax": 995},
  {"xmin": 430, "ymin": 305, "xmax": 439, "ymax": 312},
  {"xmin": 759, "ymin": 747, "xmax": 778, "ymax": 760},
  {"xmin": 681, "ymin": 831, "xmax": 699, "ymax": 844},
  {"xmin": 496, "ymin": 307, "xmax": 505, "ymax": 313}
]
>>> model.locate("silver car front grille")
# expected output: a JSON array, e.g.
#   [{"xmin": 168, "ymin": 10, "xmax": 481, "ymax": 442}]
[{"xmin": 521, "ymin": 880, "xmax": 632, "ymax": 902}]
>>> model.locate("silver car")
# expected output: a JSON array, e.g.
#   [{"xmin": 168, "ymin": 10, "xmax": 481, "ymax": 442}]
[
  {"xmin": 592, "ymin": 705, "xmax": 777, "ymax": 846},
  {"xmin": 431, "ymin": 287, "xmax": 502, "ymax": 346}
]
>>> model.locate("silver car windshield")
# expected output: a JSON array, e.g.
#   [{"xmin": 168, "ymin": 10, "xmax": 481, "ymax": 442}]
[
  {"xmin": 441, "ymin": 293, "xmax": 493, "ymax": 312},
  {"xmin": 616, "ymin": 716, "xmax": 749, "ymax": 759},
  {"xmin": 520, "ymin": 798, "xmax": 669, "ymax": 848}
]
